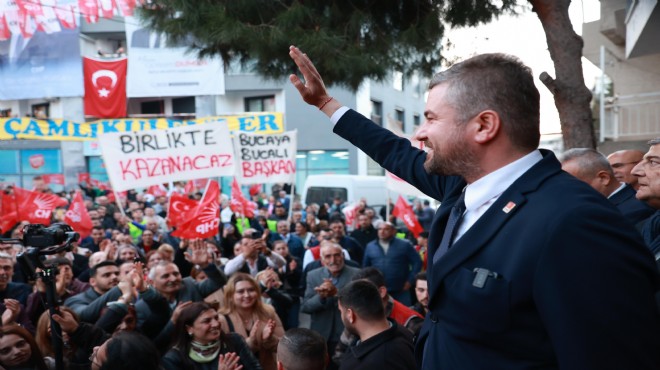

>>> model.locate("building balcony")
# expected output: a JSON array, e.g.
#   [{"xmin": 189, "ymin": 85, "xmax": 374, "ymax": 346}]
[{"xmin": 601, "ymin": 91, "xmax": 660, "ymax": 141}]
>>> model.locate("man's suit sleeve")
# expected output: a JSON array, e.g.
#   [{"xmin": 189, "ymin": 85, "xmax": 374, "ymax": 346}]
[
  {"xmin": 66, "ymin": 287, "xmax": 122, "ymax": 323},
  {"xmin": 334, "ymin": 109, "xmax": 448, "ymax": 201},
  {"xmin": 194, "ymin": 264, "xmax": 228, "ymax": 298}
]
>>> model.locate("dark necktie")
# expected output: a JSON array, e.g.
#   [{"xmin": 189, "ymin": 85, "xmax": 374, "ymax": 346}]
[{"xmin": 433, "ymin": 191, "xmax": 466, "ymax": 263}]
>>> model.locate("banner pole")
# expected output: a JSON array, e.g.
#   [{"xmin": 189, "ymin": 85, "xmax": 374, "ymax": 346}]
[
  {"xmin": 288, "ymin": 182, "xmax": 295, "ymax": 222},
  {"xmin": 386, "ymin": 189, "xmax": 390, "ymax": 223},
  {"xmin": 198, "ymin": 179, "xmax": 213, "ymax": 204},
  {"xmin": 114, "ymin": 190, "xmax": 126, "ymax": 217}
]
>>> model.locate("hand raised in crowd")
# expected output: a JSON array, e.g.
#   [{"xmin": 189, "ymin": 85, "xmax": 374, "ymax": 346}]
[
  {"xmin": 1, "ymin": 299, "xmax": 21, "ymax": 325},
  {"xmin": 217, "ymin": 352, "xmax": 243, "ymax": 370},
  {"xmin": 171, "ymin": 301, "xmax": 193, "ymax": 325},
  {"xmin": 261, "ymin": 319, "xmax": 276, "ymax": 341},
  {"xmin": 100, "ymin": 239, "xmax": 117, "ymax": 260},
  {"xmin": 131, "ymin": 261, "xmax": 147, "ymax": 293},
  {"xmin": 314, "ymin": 278, "xmax": 338, "ymax": 298},
  {"xmin": 188, "ymin": 239, "xmax": 210, "ymax": 268},
  {"xmin": 52, "ymin": 309, "xmax": 79, "ymax": 334},
  {"xmin": 117, "ymin": 275, "xmax": 137, "ymax": 305},
  {"xmin": 241, "ymin": 240, "xmax": 258, "ymax": 259}
]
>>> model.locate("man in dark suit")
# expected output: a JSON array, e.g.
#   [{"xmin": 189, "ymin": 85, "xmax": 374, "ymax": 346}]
[
  {"xmin": 301, "ymin": 243, "xmax": 360, "ymax": 364},
  {"xmin": 631, "ymin": 138, "xmax": 660, "ymax": 256},
  {"xmin": 289, "ymin": 46, "xmax": 660, "ymax": 369},
  {"xmin": 560, "ymin": 148, "xmax": 654, "ymax": 227},
  {"xmin": 271, "ymin": 220, "xmax": 305, "ymax": 260}
]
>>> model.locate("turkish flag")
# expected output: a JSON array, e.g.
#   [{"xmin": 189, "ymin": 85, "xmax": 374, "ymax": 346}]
[
  {"xmin": 83, "ymin": 57, "xmax": 127, "ymax": 118},
  {"xmin": 230, "ymin": 179, "xmax": 255, "ymax": 218},
  {"xmin": 0, "ymin": 192, "xmax": 18, "ymax": 233},
  {"xmin": 13, "ymin": 187, "xmax": 69, "ymax": 225},
  {"xmin": 78, "ymin": 0, "xmax": 99, "ymax": 23},
  {"xmin": 392, "ymin": 196, "xmax": 423, "ymax": 238},
  {"xmin": 64, "ymin": 192, "xmax": 93, "ymax": 238},
  {"xmin": 0, "ymin": 15, "xmax": 10, "ymax": 41},
  {"xmin": 167, "ymin": 192, "xmax": 198, "ymax": 228},
  {"xmin": 146, "ymin": 184, "xmax": 168, "ymax": 197},
  {"xmin": 54, "ymin": 4, "xmax": 77, "ymax": 29},
  {"xmin": 171, "ymin": 181, "xmax": 220, "ymax": 239}
]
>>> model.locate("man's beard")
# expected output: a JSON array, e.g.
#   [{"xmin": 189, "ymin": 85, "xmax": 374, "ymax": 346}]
[{"xmin": 423, "ymin": 135, "xmax": 481, "ymax": 180}]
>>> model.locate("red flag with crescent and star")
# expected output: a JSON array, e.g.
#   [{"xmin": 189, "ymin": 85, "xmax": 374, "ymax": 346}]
[
  {"xmin": 83, "ymin": 57, "xmax": 127, "ymax": 118},
  {"xmin": 171, "ymin": 181, "xmax": 220, "ymax": 239}
]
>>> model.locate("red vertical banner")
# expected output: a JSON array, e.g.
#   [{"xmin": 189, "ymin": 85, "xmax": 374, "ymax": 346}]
[
  {"xmin": 54, "ymin": 4, "xmax": 78, "ymax": 29},
  {"xmin": 0, "ymin": 192, "xmax": 18, "ymax": 233},
  {"xmin": 83, "ymin": 57, "xmax": 127, "ymax": 118},
  {"xmin": 0, "ymin": 15, "xmax": 10, "ymax": 41},
  {"xmin": 114, "ymin": 0, "xmax": 136, "ymax": 16},
  {"xmin": 99, "ymin": 0, "xmax": 114, "ymax": 19}
]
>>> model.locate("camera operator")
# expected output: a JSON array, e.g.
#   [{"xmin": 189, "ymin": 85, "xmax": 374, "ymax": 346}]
[{"xmin": 223, "ymin": 229, "xmax": 286, "ymax": 277}]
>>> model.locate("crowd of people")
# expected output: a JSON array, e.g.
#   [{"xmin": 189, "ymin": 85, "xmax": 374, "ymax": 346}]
[
  {"xmin": 0, "ymin": 170, "xmax": 432, "ymax": 370},
  {"xmin": 0, "ymin": 45, "xmax": 659, "ymax": 370}
]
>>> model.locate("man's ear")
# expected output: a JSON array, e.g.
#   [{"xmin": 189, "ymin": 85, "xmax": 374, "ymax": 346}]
[{"xmin": 472, "ymin": 110, "xmax": 501, "ymax": 144}]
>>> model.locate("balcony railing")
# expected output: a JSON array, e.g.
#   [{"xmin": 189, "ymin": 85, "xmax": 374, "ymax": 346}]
[{"xmin": 601, "ymin": 91, "xmax": 660, "ymax": 142}]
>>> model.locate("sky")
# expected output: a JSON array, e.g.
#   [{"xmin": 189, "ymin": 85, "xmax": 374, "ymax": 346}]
[{"xmin": 442, "ymin": 0, "xmax": 602, "ymax": 135}]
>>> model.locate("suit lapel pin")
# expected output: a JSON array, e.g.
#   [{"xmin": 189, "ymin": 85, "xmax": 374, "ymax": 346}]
[{"xmin": 502, "ymin": 201, "xmax": 516, "ymax": 213}]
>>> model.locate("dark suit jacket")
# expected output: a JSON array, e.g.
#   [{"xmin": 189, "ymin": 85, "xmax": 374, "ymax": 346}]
[
  {"xmin": 609, "ymin": 184, "xmax": 655, "ymax": 226},
  {"xmin": 335, "ymin": 109, "xmax": 660, "ymax": 370},
  {"xmin": 270, "ymin": 233, "xmax": 305, "ymax": 260}
]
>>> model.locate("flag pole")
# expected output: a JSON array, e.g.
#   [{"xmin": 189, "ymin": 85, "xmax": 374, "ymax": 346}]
[
  {"xmin": 113, "ymin": 190, "xmax": 126, "ymax": 217},
  {"xmin": 198, "ymin": 179, "xmax": 213, "ymax": 204},
  {"xmin": 386, "ymin": 189, "xmax": 390, "ymax": 222}
]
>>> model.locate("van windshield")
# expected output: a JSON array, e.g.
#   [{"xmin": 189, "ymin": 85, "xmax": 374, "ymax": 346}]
[{"xmin": 305, "ymin": 186, "xmax": 348, "ymax": 206}]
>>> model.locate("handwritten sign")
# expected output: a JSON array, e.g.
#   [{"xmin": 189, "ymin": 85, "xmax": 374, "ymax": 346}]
[
  {"xmin": 233, "ymin": 130, "xmax": 297, "ymax": 184},
  {"xmin": 99, "ymin": 123, "xmax": 235, "ymax": 191}
]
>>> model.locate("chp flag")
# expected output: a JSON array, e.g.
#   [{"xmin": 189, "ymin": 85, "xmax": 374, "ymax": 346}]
[
  {"xmin": 98, "ymin": 123, "xmax": 235, "ymax": 191},
  {"xmin": 13, "ymin": 186, "xmax": 69, "ymax": 225},
  {"xmin": 171, "ymin": 180, "xmax": 220, "ymax": 238},
  {"xmin": 64, "ymin": 192, "xmax": 92, "ymax": 238},
  {"xmin": 232, "ymin": 130, "xmax": 296, "ymax": 184},
  {"xmin": 392, "ymin": 195, "xmax": 424, "ymax": 238},
  {"xmin": 83, "ymin": 57, "xmax": 128, "ymax": 118}
]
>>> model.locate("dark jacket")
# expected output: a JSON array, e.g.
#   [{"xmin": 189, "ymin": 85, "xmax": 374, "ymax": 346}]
[
  {"xmin": 162, "ymin": 333, "xmax": 262, "ymax": 370},
  {"xmin": 339, "ymin": 322, "xmax": 415, "ymax": 370}
]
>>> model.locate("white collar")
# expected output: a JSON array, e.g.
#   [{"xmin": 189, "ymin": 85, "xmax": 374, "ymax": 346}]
[{"xmin": 464, "ymin": 150, "xmax": 543, "ymax": 212}]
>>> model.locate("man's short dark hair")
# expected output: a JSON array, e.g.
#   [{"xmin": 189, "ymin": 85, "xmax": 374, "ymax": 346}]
[
  {"xmin": 337, "ymin": 280, "xmax": 385, "ymax": 322},
  {"xmin": 429, "ymin": 53, "xmax": 540, "ymax": 151},
  {"xmin": 648, "ymin": 137, "xmax": 660, "ymax": 146},
  {"xmin": 92, "ymin": 225, "xmax": 104, "ymax": 231},
  {"xmin": 277, "ymin": 328, "xmax": 327, "ymax": 370},
  {"xmin": 90, "ymin": 260, "xmax": 117, "ymax": 278},
  {"xmin": 416, "ymin": 271, "xmax": 427, "ymax": 282},
  {"xmin": 352, "ymin": 266, "xmax": 386, "ymax": 288}
]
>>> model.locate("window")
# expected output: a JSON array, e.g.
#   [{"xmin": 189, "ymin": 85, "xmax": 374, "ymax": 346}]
[
  {"xmin": 371, "ymin": 100, "xmax": 383, "ymax": 126},
  {"xmin": 172, "ymin": 97, "xmax": 196, "ymax": 114},
  {"xmin": 0, "ymin": 149, "xmax": 63, "ymax": 191},
  {"xmin": 245, "ymin": 95, "xmax": 275, "ymax": 112},
  {"xmin": 141, "ymin": 100, "xmax": 165, "ymax": 115},
  {"xmin": 87, "ymin": 156, "xmax": 110, "ymax": 184},
  {"xmin": 295, "ymin": 150, "xmax": 350, "ymax": 189},
  {"xmin": 394, "ymin": 108, "xmax": 405, "ymax": 131},
  {"xmin": 413, "ymin": 114, "xmax": 421, "ymax": 132},
  {"xmin": 32, "ymin": 103, "xmax": 49, "ymax": 119}
]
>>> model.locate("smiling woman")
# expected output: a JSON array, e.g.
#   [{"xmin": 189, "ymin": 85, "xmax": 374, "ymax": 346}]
[
  {"xmin": 218, "ymin": 273, "xmax": 284, "ymax": 370},
  {"xmin": 162, "ymin": 302, "xmax": 262, "ymax": 370}
]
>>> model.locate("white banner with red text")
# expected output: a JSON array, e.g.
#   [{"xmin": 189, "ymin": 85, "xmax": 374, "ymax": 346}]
[
  {"xmin": 98, "ymin": 123, "xmax": 235, "ymax": 191},
  {"xmin": 232, "ymin": 130, "xmax": 296, "ymax": 185}
]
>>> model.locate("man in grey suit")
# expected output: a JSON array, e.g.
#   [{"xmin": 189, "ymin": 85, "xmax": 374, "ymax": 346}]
[{"xmin": 301, "ymin": 242, "xmax": 360, "ymax": 365}]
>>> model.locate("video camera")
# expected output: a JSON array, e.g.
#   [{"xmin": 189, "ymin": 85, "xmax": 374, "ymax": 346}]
[{"xmin": 22, "ymin": 223, "xmax": 80, "ymax": 249}]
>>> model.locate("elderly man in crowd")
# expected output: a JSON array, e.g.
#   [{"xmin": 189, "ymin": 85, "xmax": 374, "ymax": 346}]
[{"xmin": 608, "ymin": 149, "xmax": 645, "ymax": 191}]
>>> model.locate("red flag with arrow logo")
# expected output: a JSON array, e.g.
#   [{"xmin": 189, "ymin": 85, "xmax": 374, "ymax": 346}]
[
  {"xmin": 13, "ymin": 187, "xmax": 68, "ymax": 225},
  {"xmin": 392, "ymin": 195, "xmax": 423, "ymax": 238},
  {"xmin": 171, "ymin": 181, "xmax": 220, "ymax": 239},
  {"xmin": 64, "ymin": 192, "xmax": 93, "ymax": 238}
]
